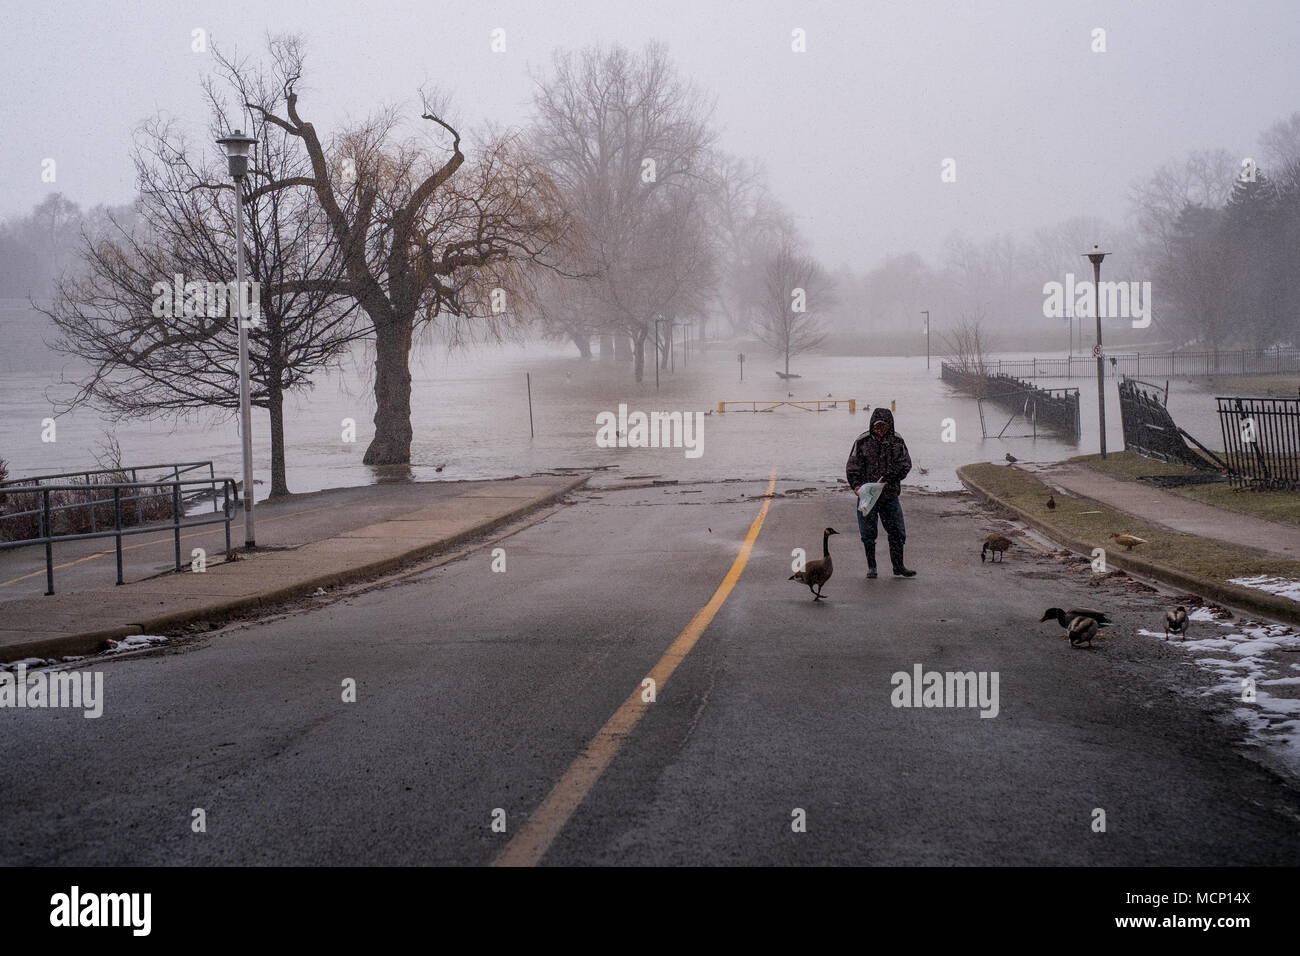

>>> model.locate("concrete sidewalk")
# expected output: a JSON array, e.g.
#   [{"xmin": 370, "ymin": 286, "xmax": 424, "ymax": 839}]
[
  {"xmin": 1024, "ymin": 462, "xmax": 1300, "ymax": 559},
  {"xmin": 0, "ymin": 475, "xmax": 587, "ymax": 664}
]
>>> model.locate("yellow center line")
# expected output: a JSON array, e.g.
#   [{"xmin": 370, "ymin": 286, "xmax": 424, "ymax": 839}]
[
  {"xmin": 493, "ymin": 470, "xmax": 778, "ymax": 867},
  {"xmin": 0, "ymin": 505, "xmax": 329, "ymax": 589}
]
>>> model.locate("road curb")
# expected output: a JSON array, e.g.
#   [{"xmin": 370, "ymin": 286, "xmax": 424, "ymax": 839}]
[
  {"xmin": 957, "ymin": 465, "xmax": 1300, "ymax": 627},
  {"xmin": 2, "ymin": 476, "xmax": 589, "ymax": 664}
]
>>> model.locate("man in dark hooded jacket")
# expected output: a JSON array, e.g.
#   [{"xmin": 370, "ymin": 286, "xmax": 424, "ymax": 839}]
[{"xmin": 845, "ymin": 407, "xmax": 916, "ymax": 578}]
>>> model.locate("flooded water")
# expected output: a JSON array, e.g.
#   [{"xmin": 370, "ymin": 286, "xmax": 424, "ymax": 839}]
[{"xmin": 1, "ymin": 300, "xmax": 1233, "ymax": 498}]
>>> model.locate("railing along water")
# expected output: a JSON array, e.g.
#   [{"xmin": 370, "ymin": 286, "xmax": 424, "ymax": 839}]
[{"xmin": 0, "ymin": 477, "xmax": 238, "ymax": 594}]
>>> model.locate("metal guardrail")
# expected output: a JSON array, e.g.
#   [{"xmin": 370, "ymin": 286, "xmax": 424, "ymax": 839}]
[
  {"xmin": 0, "ymin": 478, "xmax": 238, "ymax": 595},
  {"xmin": 0, "ymin": 461, "xmax": 224, "ymax": 531},
  {"xmin": 987, "ymin": 346, "xmax": 1300, "ymax": 380},
  {"xmin": 1217, "ymin": 396, "xmax": 1300, "ymax": 491}
]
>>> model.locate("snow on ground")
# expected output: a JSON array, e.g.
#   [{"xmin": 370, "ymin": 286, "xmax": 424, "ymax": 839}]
[
  {"xmin": 103, "ymin": 635, "xmax": 169, "ymax": 654},
  {"xmin": 1138, "ymin": 612, "xmax": 1300, "ymax": 778},
  {"xmin": 1229, "ymin": 575, "xmax": 1300, "ymax": 603}
]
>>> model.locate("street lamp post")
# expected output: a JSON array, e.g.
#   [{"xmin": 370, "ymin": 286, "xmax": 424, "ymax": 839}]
[
  {"xmin": 1085, "ymin": 245, "xmax": 1109, "ymax": 459},
  {"xmin": 921, "ymin": 310, "xmax": 930, "ymax": 370},
  {"xmin": 217, "ymin": 129, "xmax": 259, "ymax": 547}
]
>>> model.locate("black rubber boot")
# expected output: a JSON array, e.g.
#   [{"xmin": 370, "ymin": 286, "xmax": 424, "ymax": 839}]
[
  {"xmin": 890, "ymin": 542, "xmax": 916, "ymax": 577},
  {"xmin": 865, "ymin": 547, "xmax": 877, "ymax": 579}
]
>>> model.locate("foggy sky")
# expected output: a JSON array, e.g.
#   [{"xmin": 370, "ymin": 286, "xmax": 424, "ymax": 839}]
[{"xmin": 3, "ymin": 0, "xmax": 1297, "ymax": 270}]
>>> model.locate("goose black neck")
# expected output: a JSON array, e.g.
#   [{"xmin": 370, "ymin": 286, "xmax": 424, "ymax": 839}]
[{"xmin": 822, "ymin": 531, "xmax": 832, "ymax": 558}]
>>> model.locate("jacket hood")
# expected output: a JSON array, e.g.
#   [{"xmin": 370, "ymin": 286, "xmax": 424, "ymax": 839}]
[{"xmin": 868, "ymin": 407, "xmax": 895, "ymax": 434}]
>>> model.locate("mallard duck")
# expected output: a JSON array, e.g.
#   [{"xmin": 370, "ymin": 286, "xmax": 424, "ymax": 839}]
[
  {"xmin": 1067, "ymin": 615, "xmax": 1099, "ymax": 647},
  {"xmin": 1110, "ymin": 533, "xmax": 1146, "ymax": 551},
  {"xmin": 1046, "ymin": 494, "xmax": 1056, "ymax": 510},
  {"xmin": 789, "ymin": 527, "xmax": 838, "ymax": 601},
  {"xmin": 1005, "ymin": 453, "xmax": 1018, "ymax": 464},
  {"xmin": 1165, "ymin": 606, "xmax": 1189, "ymax": 641},
  {"xmin": 1040, "ymin": 607, "xmax": 1113, "ymax": 628},
  {"xmin": 981, "ymin": 534, "xmax": 1012, "ymax": 563}
]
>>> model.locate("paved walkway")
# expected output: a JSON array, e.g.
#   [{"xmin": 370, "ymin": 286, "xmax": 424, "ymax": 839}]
[
  {"xmin": 1023, "ymin": 462, "xmax": 1300, "ymax": 559},
  {"xmin": 0, "ymin": 475, "xmax": 586, "ymax": 663}
]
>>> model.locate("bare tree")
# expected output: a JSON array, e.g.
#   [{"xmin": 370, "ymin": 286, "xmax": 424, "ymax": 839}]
[
  {"xmin": 43, "ymin": 77, "xmax": 363, "ymax": 498},
  {"xmin": 941, "ymin": 309, "xmax": 993, "ymax": 385},
  {"xmin": 746, "ymin": 235, "xmax": 833, "ymax": 377},
  {"xmin": 703, "ymin": 153, "xmax": 790, "ymax": 340},
  {"xmin": 224, "ymin": 37, "xmax": 568, "ymax": 465},
  {"xmin": 530, "ymin": 42, "xmax": 717, "ymax": 382}
]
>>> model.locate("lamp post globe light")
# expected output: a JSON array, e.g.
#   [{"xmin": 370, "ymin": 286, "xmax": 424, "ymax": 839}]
[
  {"xmin": 216, "ymin": 129, "xmax": 259, "ymax": 547},
  {"xmin": 1084, "ymin": 245, "xmax": 1109, "ymax": 459}
]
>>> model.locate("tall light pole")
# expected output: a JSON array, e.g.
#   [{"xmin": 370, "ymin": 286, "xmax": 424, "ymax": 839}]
[
  {"xmin": 217, "ymin": 129, "xmax": 258, "ymax": 547},
  {"xmin": 921, "ymin": 310, "xmax": 930, "ymax": 370},
  {"xmin": 1085, "ymin": 245, "xmax": 1109, "ymax": 459}
]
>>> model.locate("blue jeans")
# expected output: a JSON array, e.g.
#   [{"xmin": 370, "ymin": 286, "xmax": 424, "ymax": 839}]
[{"xmin": 856, "ymin": 495, "xmax": 905, "ymax": 569}]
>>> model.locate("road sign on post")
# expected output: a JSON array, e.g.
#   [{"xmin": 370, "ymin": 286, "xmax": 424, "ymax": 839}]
[{"xmin": 738, "ymin": 352, "xmax": 745, "ymax": 382}]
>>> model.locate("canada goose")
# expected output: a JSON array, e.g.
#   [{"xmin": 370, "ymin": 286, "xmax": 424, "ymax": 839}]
[
  {"xmin": 917, "ymin": 467, "xmax": 929, "ymax": 475},
  {"xmin": 1046, "ymin": 494, "xmax": 1056, "ymax": 510},
  {"xmin": 789, "ymin": 527, "xmax": 838, "ymax": 601},
  {"xmin": 981, "ymin": 534, "xmax": 1012, "ymax": 563},
  {"xmin": 1110, "ymin": 533, "xmax": 1146, "ymax": 551},
  {"xmin": 435, "ymin": 463, "xmax": 446, "ymax": 473},
  {"xmin": 1039, "ymin": 607, "xmax": 1113, "ymax": 629},
  {"xmin": 1165, "ymin": 606, "xmax": 1189, "ymax": 641},
  {"xmin": 1005, "ymin": 453, "xmax": 1018, "ymax": 464},
  {"xmin": 1067, "ymin": 615, "xmax": 1099, "ymax": 648}
]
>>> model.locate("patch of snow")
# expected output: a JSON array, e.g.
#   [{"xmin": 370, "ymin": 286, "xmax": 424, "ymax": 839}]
[
  {"xmin": 1188, "ymin": 606, "xmax": 1222, "ymax": 622},
  {"xmin": 104, "ymin": 634, "xmax": 169, "ymax": 654},
  {"xmin": 1229, "ymin": 575, "xmax": 1300, "ymax": 602},
  {"xmin": 2, "ymin": 657, "xmax": 54, "ymax": 671},
  {"xmin": 1141, "ymin": 610, "xmax": 1300, "ymax": 778}
]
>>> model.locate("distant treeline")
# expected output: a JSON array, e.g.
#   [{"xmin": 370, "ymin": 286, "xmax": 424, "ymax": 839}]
[
  {"xmin": 820, "ymin": 112, "xmax": 1300, "ymax": 353},
  {"xmin": 0, "ymin": 194, "xmax": 137, "ymax": 300}
]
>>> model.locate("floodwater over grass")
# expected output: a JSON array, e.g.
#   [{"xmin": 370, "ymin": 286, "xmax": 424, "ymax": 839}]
[{"xmin": 0, "ymin": 300, "xmax": 1245, "ymax": 499}]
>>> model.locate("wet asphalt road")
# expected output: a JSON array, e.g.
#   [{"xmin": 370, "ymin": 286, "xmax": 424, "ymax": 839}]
[{"xmin": 3, "ymin": 480, "xmax": 1299, "ymax": 865}]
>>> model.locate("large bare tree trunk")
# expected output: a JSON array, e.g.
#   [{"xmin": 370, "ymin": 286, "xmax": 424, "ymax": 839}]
[
  {"xmin": 267, "ymin": 383, "xmax": 289, "ymax": 498},
  {"xmin": 364, "ymin": 317, "xmax": 415, "ymax": 465},
  {"xmin": 571, "ymin": 333, "xmax": 592, "ymax": 358}
]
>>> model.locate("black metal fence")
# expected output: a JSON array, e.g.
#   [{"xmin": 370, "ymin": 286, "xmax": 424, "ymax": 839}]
[
  {"xmin": 1217, "ymin": 396, "xmax": 1300, "ymax": 490},
  {"xmin": 0, "ymin": 477, "xmax": 238, "ymax": 594},
  {"xmin": 1117, "ymin": 378, "xmax": 1222, "ymax": 470},
  {"xmin": 940, "ymin": 363, "xmax": 1081, "ymax": 441},
  {"xmin": 988, "ymin": 346, "xmax": 1300, "ymax": 380}
]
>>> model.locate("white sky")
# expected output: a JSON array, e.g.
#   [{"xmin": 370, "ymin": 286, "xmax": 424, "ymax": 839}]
[{"xmin": 3, "ymin": 0, "xmax": 1297, "ymax": 268}]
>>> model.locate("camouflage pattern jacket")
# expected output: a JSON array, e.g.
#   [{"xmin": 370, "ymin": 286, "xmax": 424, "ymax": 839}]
[{"xmin": 845, "ymin": 407, "xmax": 912, "ymax": 503}]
